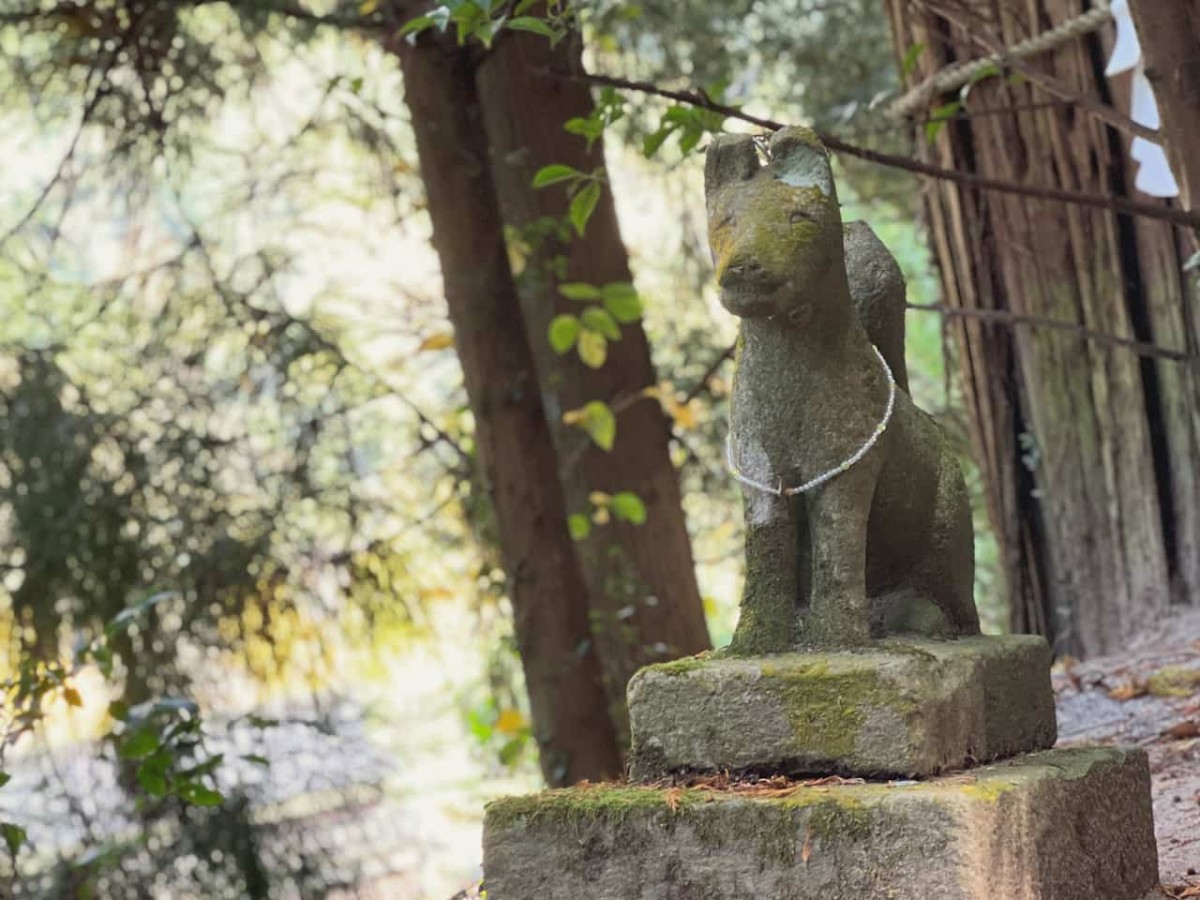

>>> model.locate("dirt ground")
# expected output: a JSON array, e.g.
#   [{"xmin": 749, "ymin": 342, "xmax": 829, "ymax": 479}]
[{"xmin": 1053, "ymin": 609, "xmax": 1200, "ymax": 897}]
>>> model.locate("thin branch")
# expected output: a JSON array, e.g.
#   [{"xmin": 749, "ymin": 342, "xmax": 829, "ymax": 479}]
[
  {"xmin": 0, "ymin": 60, "xmax": 112, "ymax": 248},
  {"xmin": 546, "ymin": 69, "xmax": 1200, "ymax": 230},
  {"xmin": 201, "ymin": 0, "xmax": 385, "ymax": 30},
  {"xmin": 683, "ymin": 343, "xmax": 736, "ymax": 405},
  {"xmin": 908, "ymin": 303, "xmax": 1193, "ymax": 362}
]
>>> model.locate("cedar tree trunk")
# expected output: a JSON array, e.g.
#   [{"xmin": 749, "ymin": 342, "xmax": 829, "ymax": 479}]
[
  {"xmin": 887, "ymin": 0, "xmax": 1200, "ymax": 657},
  {"xmin": 395, "ymin": 31, "xmax": 622, "ymax": 784},
  {"xmin": 475, "ymin": 27, "xmax": 711, "ymax": 728}
]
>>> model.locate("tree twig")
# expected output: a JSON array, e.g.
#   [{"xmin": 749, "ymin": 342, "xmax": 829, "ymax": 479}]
[
  {"xmin": 908, "ymin": 302, "xmax": 1193, "ymax": 361},
  {"xmin": 544, "ymin": 68, "xmax": 1200, "ymax": 229}
]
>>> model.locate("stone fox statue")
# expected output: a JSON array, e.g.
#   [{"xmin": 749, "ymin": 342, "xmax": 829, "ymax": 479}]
[{"xmin": 707, "ymin": 126, "xmax": 980, "ymax": 652}]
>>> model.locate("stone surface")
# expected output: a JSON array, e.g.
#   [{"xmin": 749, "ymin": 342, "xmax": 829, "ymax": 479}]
[
  {"xmin": 706, "ymin": 127, "xmax": 979, "ymax": 651},
  {"xmin": 628, "ymin": 636, "xmax": 1056, "ymax": 779},
  {"xmin": 844, "ymin": 219, "xmax": 909, "ymax": 393},
  {"xmin": 483, "ymin": 747, "xmax": 1159, "ymax": 900}
]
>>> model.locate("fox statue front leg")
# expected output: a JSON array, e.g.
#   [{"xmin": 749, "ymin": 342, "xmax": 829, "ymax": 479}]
[{"xmin": 730, "ymin": 488, "xmax": 799, "ymax": 655}]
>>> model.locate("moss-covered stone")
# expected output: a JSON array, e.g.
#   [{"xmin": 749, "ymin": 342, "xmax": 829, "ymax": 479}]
[
  {"xmin": 646, "ymin": 651, "xmax": 716, "ymax": 678},
  {"xmin": 483, "ymin": 747, "xmax": 1158, "ymax": 900},
  {"xmin": 760, "ymin": 658, "xmax": 911, "ymax": 760},
  {"xmin": 627, "ymin": 636, "xmax": 1056, "ymax": 780}
]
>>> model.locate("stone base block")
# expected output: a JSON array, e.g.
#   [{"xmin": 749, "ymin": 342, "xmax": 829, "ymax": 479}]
[
  {"xmin": 629, "ymin": 636, "xmax": 1056, "ymax": 779},
  {"xmin": 483, "ymin": 747, "xmax": 1159, "ymax": 900}
]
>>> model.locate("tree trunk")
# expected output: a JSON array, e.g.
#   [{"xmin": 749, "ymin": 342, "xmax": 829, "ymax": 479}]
[
  {"xmin": 395, "ymin": 32, "xmax": 622, "ymax": 784},
  {"xmin": 886, "ymin": 0, "xmax": 1199, "ymax": 657},
  {"xmin": 475, "ymin": 28, "xmax": 711, "ymax": 730},
  {"xmin": 1128, "ymin": 0, "xmax": 1200, "ymax": 213}
]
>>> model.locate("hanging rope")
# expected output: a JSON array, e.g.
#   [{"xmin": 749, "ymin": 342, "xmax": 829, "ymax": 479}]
[{"xmin": 888, "ymin": 2, "xmax": 1113, "ymax": 118}]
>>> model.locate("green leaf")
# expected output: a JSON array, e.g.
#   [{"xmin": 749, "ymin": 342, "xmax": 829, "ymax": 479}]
[
  {"xmin": 547, "ymin": 314, "xmax": 580, "ymax": 354},
  {"xmin": 642, "ymin": 126, "xmax": 672, "ymax": 158},
  {"xmin": 577, "ymin": 329, "xmax": 607, "ymax": 369},
  {"xmin": 118, "ymin": 728, "xmax": 160, "ymax": 760},
  {"xmin": 532, "ymin": 164, "xmax": 579, "ymax": 188},
  {"xmin": 569, "ymin": 181, "xmax": 601, "ymax": 236},
  {"xmin": 678, "ymin": 125, "xmax": 702, "ymax": 155},
  {"xmin": 474, "ymin": 16, "xmax": 506, "ymax": 46},
  {"xmin": 506, "ymin": 16, "xmax": 557, "ymax": 39},
  {"xmin": 966, "ymin": 61, "xmax": 1001, "ymax": 87},
  {"xmin": 92, "ymin": 643, "xmax": 113, "ymax": 678},
  {"xmin": 567, "ymin": 513, "xmax": 592, "ymax": 541},
  {"xmin": 581, "ymin": 307, "xmax": 621, "ymax": 340},
  {"xmin": 177, "ymin": 782, "xmax": 224, "ymax": 807},
  {"xmin": 600, "ymin": 282, "xmax": 636, "ymax": 303},
  {"xmin": 0, "ymin": 772, "xmax": 10, "ymax": 789},
  {"xmin": 603, "ymin": 290, "xmax": 643, "ymax": 324},
  {"xmin": 611, "ymin": 491, "xmax": 647, "ymax": 524},
  {"xmin": 449, "ymin": 1, "xmax": 485, "ymax": 26},
  {"xmin": 924, "ymin": 101, "xmax": 961, "ymax": 144},
  {"xmin": 178, "ymin": 754, "xmax": 224, "ymax": 780},
  {"xmin": 136, "ymin": 757, "xmax": 169, "ymax": 797},
  {"xmin": 108, "ymin": 700, "xmax": 129, "ymax": 721},
  {"xmin": 558, "ymin": 282, "xmax": 602, "ymax": 301},
  {"xmin": 900, "ymin": 42, "xmax": 924, "ymax": 77},
  {"xmin": 241, "ymin": 754, "xmax": 270, "ymax": 767},
  {"xmin": 579, "ymin": 400, "xmax": 616, "ymax": 450},
  {"xmin": 2, "ymin": 823, "xmax": 26, "ymax": 857},
  {"xmin": 398, "ymin": 14, "xmax": 437, "ymax": 37},
  {"xmin": 498, "ymin": 737, "xmax": 525, "ymax": 767}
]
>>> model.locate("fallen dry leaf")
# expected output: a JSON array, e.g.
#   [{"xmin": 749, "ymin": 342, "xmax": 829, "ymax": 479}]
[
  {"xmin": 663, "ymin": 787, "xmax": 682, "ymax": 812},
  {"xmin": 1162, "ymin": 883, "xmax": 1200, "ymax": 898},
  {"xmin": 1108, "ymin": 680, "xmax": 1149, "ymax": 701},
  {"xmin": 800, "ymin": 828, "xmax": 812, "ymax": 865},
  {"xmin": 1161, "ymin": 720, "xmax": 1200, "ymax": 741}
]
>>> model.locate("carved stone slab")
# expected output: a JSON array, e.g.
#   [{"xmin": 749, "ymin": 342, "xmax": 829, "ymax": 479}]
[
  {"xmin": 483, "ymin": 747, "xmax": 1158, "ymax": 900},
  {"xmin": 627, "ymin": 636, "xmax": 1056, "ymax": 780}
]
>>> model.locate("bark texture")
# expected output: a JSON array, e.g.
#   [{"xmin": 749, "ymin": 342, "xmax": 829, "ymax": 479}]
[
  {"xmin": 886, "ymin": 0, "xmax": 1200, "ymax": 657},
  {"xmin": 476, "ymin": 29, "xmax": 711, "ymax": 726},
  {"xmin": 396, "ymin": 34, "xmax": 622, "ymax": 784}
]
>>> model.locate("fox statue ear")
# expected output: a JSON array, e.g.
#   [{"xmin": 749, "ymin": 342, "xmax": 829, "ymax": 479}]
[
  {"xmin": 767, "ymin": 127, "xmax": 834, "ymax": 197},
  {"xmin": 705, "ymin": 134, "xmax": 759, "ymax": 193}
]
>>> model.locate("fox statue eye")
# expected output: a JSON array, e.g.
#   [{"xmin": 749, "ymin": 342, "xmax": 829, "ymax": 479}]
[{"xmin": 789, "ymin": 210, "xmax": 815, "ymax": 225}]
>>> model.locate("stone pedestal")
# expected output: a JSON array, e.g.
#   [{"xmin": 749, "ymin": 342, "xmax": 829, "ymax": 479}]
[
  {"xmin": 483, "ymin": 747, "xmax": 1159, "ymax": 900},
  {"xmin": 629, "ymin": 636, "xmax": 1056, "ymax": 779}
]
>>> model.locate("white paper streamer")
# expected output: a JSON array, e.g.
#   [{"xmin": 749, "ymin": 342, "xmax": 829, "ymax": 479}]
[{"xmin": 1105, "ymin": 0, "xmax": 1179, "ymax": 198}]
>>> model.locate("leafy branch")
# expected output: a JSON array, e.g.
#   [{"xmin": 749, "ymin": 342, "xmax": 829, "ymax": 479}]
[
  {"xmin": 543, "ymin": 68, "xmax": 1200, "ymax": 229},
  {"xmin": 0, "ymin": 593, "xmax": 226, "ymax": 867}
]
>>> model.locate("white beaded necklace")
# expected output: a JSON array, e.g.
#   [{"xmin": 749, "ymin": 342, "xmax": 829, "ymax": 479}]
[{"xmin": 725, "ymin": 344, "xmax": 897, "ymax": 497}]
